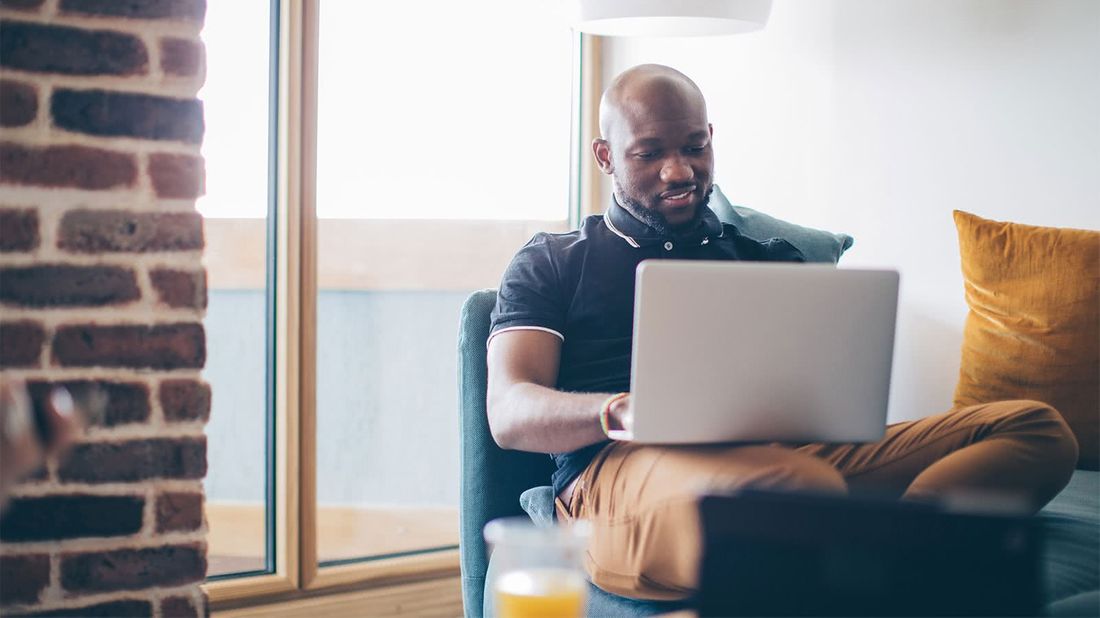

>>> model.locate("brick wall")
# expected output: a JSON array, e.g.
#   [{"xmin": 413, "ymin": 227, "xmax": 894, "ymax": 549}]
[{"xmin": 0, "ymin": 0, "xmax": 209, "ymax": 616}]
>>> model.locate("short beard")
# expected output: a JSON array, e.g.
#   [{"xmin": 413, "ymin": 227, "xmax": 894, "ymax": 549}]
[{"xmin": 614, "ymin": 184, "xmax": 712, "ymax": 237}]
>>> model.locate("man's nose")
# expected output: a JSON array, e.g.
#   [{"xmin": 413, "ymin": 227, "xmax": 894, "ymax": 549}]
[{"xmin": 660, "ymin": 156, "xmax": 694, "ymax": 183}]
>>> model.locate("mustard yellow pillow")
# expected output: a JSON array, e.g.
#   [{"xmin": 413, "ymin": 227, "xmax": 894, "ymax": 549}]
[{"xmin": 953, "ymin": 210, "xmax": 1099, "ymax": 469}]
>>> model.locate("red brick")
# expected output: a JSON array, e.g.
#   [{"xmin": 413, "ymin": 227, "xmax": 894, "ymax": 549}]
[
  {"xmin": 0, "ymin": 494, "xmax": 144, "ymax": 541},
  {"xmin": 159, "ymin": 379, "xmax": 210, "ymax": 422},
  {"xmin": 0, "ymin": 320, "xmax": 45, "ymax": 367},
  {"xmin": 61, "ymin": 544, "xmax": 206, "ymax": 594},
  {"xmin": 151, "ymin": 268, "xmax": 206, "ymax": 309},
  {"xmin": 58, "ymin": 209, "xmax": 202, "ymax": 253},
  {"xmin": 0, "ymin": 142, "xmax": 136, "ymax": 190},
  {"xmin": 52, "ymin": 322, "xmax": 205, "ymax": 369},
  {"xmin": 156, "ymin": 491, "xmax": 203, "ymax": 533},
  {"xmin": 23, "ymin": 464, "xmax": 48, "ymax": 481},
  {"xmin": 0, "ymin": 207, "xmax": 39, "ymax": 252},
  {"xmin": 0, "ymin": 21, "xmax": 148, "ymax": 76},
  {"xmin": 162, "ymin": 597, "xmax": 198, "ymax": 618},
  {"xmin": 26, "ymin": 380, "xmax": 150, "ymax": 427},
  {"xmin": 0, "ymin": 79, "xmax": 37, "ymax": 127},
  {"xmin": 161, "ymin": 596, "xmax": 198, "ymax": 618},
  {"xmin": 19, "ymin": 599, "xmax": 152, "ymax": 617},
  {"xmin": 61, "ymin": 0, "xmax": 206, "ymax": 21},
  {"xmin": 0, "ymin": 264, "xmax": 139, "ymax": 307},
  {"xmin": 52, "ymin": 88, "xmax": 203, "ymax": 144},
  {"xmin": 0, "ymin": 553, "xmax": 49, "ymax": 604},
  {"xmin": 148, "ymin": 153, "xmax": 204, "ymax": 199},
  {"xmin": 0, "ymin": 0, "xmax": 46, "ymax": 11},
  {"xmin": 57, "ymin": 437, "xmax": 206, "ymax": 483},
  {"xmin": 160, "ymin": 37, "xmax": 203, "ymax": 77}
]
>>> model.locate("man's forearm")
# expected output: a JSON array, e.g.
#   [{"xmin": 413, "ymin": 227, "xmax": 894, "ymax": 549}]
[{"xmin": 488, "ymin": 382, "xmax": 611, "ymax": 453}]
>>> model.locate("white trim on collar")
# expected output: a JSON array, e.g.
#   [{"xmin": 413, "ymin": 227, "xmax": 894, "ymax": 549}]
[{"xmin": 603, "ymin": 213, "xmax": 641, "ymax": 249}]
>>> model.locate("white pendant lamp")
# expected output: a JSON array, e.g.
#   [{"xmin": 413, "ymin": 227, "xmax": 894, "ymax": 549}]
[{"xmin": 572, "ymin": 0, "xmax": 773, "ymax": 36}]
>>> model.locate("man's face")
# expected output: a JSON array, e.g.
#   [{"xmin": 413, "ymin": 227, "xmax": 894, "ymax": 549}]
[{"xmin": 595, "ymin": 99, "xmax": 714, "ymax": 231}]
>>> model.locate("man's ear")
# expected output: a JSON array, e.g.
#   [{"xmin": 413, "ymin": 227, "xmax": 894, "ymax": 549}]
[{"xmin": 592, "ymin": 139, "xmax": 614, "ymax": 175}]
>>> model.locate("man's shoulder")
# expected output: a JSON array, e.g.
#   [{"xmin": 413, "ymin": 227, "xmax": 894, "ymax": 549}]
[
  {"xmin": 719, "ymin": 222, "xmax": 807, "ymax": 262},
  {"xmin": 520, "ymin": 214, "xmax": 608, "ymax": 254}
]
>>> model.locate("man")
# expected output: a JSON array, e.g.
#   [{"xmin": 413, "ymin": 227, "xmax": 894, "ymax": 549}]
[{"xmin": 486, "ymin": 64, "xmax": 1078, "ymax": 601}]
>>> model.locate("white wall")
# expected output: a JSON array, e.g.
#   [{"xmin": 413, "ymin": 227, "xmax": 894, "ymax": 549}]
[{"xmin": 602, "ymin": 0, "xmax": 1100, "ymax": 422}]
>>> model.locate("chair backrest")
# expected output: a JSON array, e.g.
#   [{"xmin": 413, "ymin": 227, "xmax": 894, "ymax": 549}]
[{"xmin": 458, "ymin": 289, "xmax": 556, "ymax": 618}]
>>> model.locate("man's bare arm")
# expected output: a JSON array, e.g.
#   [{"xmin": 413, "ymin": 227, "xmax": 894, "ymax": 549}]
[{"xmin": 486, "ymin": 329, "xmax": 612, "ymax": 453}]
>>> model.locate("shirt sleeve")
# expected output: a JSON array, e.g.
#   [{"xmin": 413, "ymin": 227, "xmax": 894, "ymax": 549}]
[{"xmin": 489, "ymin": 233, "xmax": 567, "ymax": 343}]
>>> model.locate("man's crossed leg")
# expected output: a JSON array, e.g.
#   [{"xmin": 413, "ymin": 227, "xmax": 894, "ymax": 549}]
[{"xmin": 555, "ymin": 400, "xmax": 1078, "ymax": 600}]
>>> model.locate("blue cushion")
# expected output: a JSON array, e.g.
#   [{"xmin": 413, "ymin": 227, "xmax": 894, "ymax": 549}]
[
  {"xmin": 1039, "ymin": 470, "xmax": 1100, "ymax": 612},
  {"xmin": 519, "ymin": 486, "xmax": 556, "ymax": 528},
  {"xmin": 1045, "ymin": 591, "xmax": 1100, "ymax": 617},
  {"xmin": 709, "ymin": 184, "xmax": 853, "ymax": 263}
]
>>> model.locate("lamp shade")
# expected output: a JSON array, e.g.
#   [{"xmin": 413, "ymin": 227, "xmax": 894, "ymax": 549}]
[{"xmin": 572, "ymin": 0, "xmax": 773, "ymax": 36}]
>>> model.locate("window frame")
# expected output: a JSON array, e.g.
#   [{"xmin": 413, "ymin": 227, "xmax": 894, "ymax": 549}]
[{"xmin": 203, "ymin": 0, "xmax": 604, "ymax": 608}]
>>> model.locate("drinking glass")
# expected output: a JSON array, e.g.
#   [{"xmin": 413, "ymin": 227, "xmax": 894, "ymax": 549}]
[{"xmin": 483, "ymin": 517, "xmax": 591, "ymax": 618}]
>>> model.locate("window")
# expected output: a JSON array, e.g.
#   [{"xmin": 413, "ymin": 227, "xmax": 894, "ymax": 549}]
[
  {"xmin": 200, "ymin": 0, "xmax": 275, "ymax": 580},
  {"xmin": 311, "ymin": 0, "xmax": 573, "ymax": 567},
  {"xmin": 201, "ymin": 0, "xmax": 597, "ymax": 608}
]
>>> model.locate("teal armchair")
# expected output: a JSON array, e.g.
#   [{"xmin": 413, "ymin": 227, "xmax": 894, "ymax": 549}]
[
  {"xmin": 457, "ymin": 289, "xmax": 556, "ymax": 617},
  {"xmin": 459, "ymin": 290, "xmax": 682, "ymax": 617}
]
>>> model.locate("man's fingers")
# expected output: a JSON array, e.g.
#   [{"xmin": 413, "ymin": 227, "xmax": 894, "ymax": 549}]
[
  {"xmin": 615, "ymin": 395, "xmax": 635, "ymax": 433},
  {"xmin": 43, "ymin": 387, "xmax": 81, "ymax": 456},
  {"xmin": 622, "ymin": 406, "xmax": 635, "ymax": 433},
  {"xmin": 0, "ymin": 380, "xmax": 47, "ymax": 492}
]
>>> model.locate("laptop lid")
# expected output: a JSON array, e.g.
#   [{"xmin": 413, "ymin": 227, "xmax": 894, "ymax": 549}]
[{"xmin": 615, "ymin": 261, "xmax": 899, "ymax": 444}]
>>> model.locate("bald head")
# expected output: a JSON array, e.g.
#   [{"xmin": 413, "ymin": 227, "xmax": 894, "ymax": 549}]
[
  {"xmin": 598, "ymin": 64, "xmax": 708, "ymax": 145},
  {"xmin": 592, "ymin": 65, "xmax": 715, "ymax": 232}
]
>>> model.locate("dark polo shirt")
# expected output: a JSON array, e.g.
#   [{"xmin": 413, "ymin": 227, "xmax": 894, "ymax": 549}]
[{"xmin": 489, "ymin": 199, "xmax": 805, "ymax": 495}]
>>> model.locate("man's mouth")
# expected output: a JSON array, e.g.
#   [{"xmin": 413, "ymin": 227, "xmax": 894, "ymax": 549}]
[{"xmin": 660, "ymin": 186, "xmax": 696, "ymax": 206}]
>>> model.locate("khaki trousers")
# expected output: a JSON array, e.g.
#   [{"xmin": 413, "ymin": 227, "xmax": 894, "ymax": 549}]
[{"xmin": 554, "ymin": 400, "xmax": 1079, "ymax": 600}]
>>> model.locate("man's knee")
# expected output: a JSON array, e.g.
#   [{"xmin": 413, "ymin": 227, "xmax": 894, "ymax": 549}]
[
  {"xmin": 1003, "ymin": 399, "xmax": 1079, "ymax": 473},
  {"xmin": 710, "ymin": 447, "xmax": 848, "ymax": 497}
]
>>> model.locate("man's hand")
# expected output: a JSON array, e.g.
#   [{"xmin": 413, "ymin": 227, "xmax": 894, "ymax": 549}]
[
  {"xmin": 605, "ymin": 393, "xmax": 634, "ymax": 436},
  {"xmin": 0, "ymin": 379, "xmax": 82, "ymax": 508}
]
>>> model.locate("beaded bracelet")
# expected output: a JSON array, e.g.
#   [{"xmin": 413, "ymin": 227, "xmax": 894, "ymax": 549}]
[{"xmin": 598, "ymin": 392, "xmax": 630, "ymax": 437}]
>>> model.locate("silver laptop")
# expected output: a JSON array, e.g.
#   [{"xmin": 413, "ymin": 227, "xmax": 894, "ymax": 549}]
[{"xmin": 609, "ymin": 261, "xmax": 899, "ymax": 444}]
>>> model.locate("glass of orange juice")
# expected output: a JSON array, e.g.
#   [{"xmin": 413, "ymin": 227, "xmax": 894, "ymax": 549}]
[{"xmin": 483, "ymin": 517, "xmax": 591, "ymax": 618}]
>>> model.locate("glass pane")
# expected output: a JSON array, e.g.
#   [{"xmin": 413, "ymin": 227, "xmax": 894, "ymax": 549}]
[
  {"xmin": 314, "ymin": 0, "xmax": 573, "ymax": 564},
  {"xmin": 200, "ymin": 0, "xmax": 275, "ymax": 578}
]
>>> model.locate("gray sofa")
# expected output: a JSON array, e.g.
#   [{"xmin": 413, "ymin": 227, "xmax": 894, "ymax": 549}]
[{"xmin": 457, "ymin": 191, "xmax": 1099, "ymax": 616}]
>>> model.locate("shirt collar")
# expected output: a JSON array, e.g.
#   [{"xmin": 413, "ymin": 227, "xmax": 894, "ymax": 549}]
[{"xmin": 604, "ymin": 195, "xmax": 724, "ymax": 249}]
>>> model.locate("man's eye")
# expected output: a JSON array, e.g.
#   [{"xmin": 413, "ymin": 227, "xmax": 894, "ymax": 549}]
[
  {"xmin": 634, "ymin": 152, "xmax": 656, "ymax": 160},
  {"xmin": 687, "ymin": 145, "xmax": 707, "ymax": 154}
]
